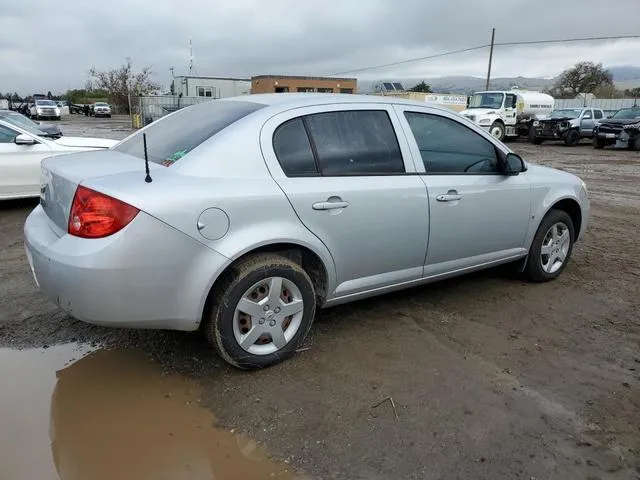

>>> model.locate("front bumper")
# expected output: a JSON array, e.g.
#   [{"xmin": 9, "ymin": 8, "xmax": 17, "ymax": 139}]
[{"xmin": 24, "ymin": 205, "xmax": 229, "ymax": 331}]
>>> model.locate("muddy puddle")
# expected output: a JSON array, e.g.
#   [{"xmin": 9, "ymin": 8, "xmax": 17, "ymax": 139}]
[{"xmin": 0, "ymin": 345, "xmax": 295, "ymax": 480}]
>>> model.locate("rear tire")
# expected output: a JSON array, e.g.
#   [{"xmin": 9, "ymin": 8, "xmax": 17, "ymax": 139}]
[
  {"xmin": 523, "ymin": 209, "xmax": 575, "ymax": 282},
  {"xmin": 564, "ymin": 129, "xmax": 580, "ymax": 146},
  {"xmin": 203, "ymin": 254, "xmax": 316, "ymax": 370},
  {"xmin": 593, "ymin": 137, "xmax": 606, "ymax": 149}
]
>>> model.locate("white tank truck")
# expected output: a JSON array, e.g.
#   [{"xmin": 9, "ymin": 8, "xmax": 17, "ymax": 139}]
[{"xmin": 458, "ymin": 88, "xmax": 555, "ymax": 141}]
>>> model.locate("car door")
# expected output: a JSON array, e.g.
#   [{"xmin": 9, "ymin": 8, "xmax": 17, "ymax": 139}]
[
  {"xmin": 0, "ymin": 124, "xmax": 52, "ymax": 198},
  {"xmin": 260, "ymin": 104, "xmax": 429, "ymax": 298},
  {"xmin": 580, "ymin": 109, "xmax": 594, "ymax": 136},
  {"xmin": 393, "ymin": 106, "xmax": 532, "ymax": 278}
]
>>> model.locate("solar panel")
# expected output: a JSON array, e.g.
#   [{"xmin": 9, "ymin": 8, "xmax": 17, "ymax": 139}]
[
  {"xmin": 392, "ymin": 82, "xmax": 404, "ymax": 91},
  {"xmin": 383, "ymin": 82, "xmax": 394, "ymax": 90}
]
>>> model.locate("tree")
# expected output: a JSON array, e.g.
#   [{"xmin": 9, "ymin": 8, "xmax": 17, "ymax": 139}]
[
  {"xmin": 409, "ymin": 81, "xmax": 432, "ymax": 93},
  {"xmin": 552, "ymin": 62, "xmax": 613, "ymax": 97},
  {"xmin": 624, "ymin": 87, "xmax": 640, "ymax": 98},
  {"xmin": 88, "ymin": 58, "xmax": 160, "ymax": 113}
]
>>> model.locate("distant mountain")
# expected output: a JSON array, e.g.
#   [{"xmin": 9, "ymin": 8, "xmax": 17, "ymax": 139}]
[
  {"xmin": 360, "ymin": 65, "xmax": 640, "ymax": 94},
  {"xmin": 609, "ymin": 66, "xmax": 640, "ymax": 82}
]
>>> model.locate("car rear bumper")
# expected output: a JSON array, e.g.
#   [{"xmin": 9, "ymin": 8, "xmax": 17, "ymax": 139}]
[{"xmin": 24, "ymin": 205, "xmax": 229, "ymax": 331}]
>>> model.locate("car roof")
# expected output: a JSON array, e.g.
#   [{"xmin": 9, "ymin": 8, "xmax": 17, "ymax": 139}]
[{"xmin": 221, "ymin": 92, "xmax": 454, "ymax": 113}]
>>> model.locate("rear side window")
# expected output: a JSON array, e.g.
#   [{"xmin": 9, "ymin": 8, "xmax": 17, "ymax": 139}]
[
  {"xmin": 273, "ymin": 118, "xmax": 318, "ymax": 176},
  {"xmin": 404, "ymin": 112, "xmax": 499, "ymax": 174},
  {"xmin": 305, "ymin": 110, "xmax": 405, "ymax": 175},
  {"xmin": 115, "ymin": 100, "xmax": 265, "ymax": 166},
  {"xmin": 594, "ymin": 110, "xmax": 603, "ymax": 119}
]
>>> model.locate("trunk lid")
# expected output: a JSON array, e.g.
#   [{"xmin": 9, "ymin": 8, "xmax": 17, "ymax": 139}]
[{"xmin": 40, "ymin": 150, "xmax": 161, "ymax": 231}]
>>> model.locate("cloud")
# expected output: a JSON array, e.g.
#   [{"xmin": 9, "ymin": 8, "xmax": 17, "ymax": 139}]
[{"xmin": 1, "ymin": 0, "xmax": 639, "ymax": 95}]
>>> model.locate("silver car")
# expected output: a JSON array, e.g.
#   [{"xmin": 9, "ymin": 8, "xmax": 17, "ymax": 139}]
[{"xmin": 24, "ymin": 94, "xmax": 589, "ymax": 369}]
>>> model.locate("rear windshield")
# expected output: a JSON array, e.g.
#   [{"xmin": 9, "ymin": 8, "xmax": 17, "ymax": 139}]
[{"xmin": 115, "ymin": 100, "xmax": 265, "ymax": 166}]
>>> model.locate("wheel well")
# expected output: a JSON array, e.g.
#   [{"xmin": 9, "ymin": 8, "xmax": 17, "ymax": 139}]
[
  {"xmin": 551, "ymin": 199, "xmax": 582, "ymax": 236},
  {"xmin": 201, "ymin": 243, "xmax": 329, "ymax": 325}
]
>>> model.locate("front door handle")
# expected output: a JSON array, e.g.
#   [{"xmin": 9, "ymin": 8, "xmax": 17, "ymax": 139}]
[
  {"xmin": 436, "ymin": 190, "xmax": 462, "ymax": 202},
  {"xmin": 313, "ymin": 199, "xmax": 350, "ymax": 210}
]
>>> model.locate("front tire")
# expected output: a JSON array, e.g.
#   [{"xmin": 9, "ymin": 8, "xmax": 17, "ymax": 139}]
[
  {"xmin": 523, "ymin": 209, "xmax": 575, "ymax": 282},
  {"xmin": 490, "ymin": 121, "xmax": 506, "ymax": 141},
  {"xmin": 593, "ymin": 137, "xmax": 606, "ymax": 149},
  {"xmin": 203, "ymin": 254, "xmax": 316, "ymax": 369},
  {"xmin": 564, "ymin": 129, "xmax": 580, "ymax": 146}
]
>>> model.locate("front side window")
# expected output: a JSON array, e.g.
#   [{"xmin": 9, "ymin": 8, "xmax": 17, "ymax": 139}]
[
  {"xmin": 404, "ymin": 112, "xmax": 500, "ymax": 174},
  {"xmin": 304, "ymin": 110, "xmax": 405, "ymax": 176},
  {"xmin": 0, "ymin": 124, "xmax": 18, "ymax": 143},
  {"xmin": 583, "ymin": 110, "xmax": 592, "ymax": 119}
]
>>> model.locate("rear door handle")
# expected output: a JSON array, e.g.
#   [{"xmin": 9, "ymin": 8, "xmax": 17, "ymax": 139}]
[
  {"xmin": 436, "ymin": 191, "xmax": 462, "ymax": 202},
  {"xmin": 312, "ymin": 200, "xmax": 349, "ymax": 210}
]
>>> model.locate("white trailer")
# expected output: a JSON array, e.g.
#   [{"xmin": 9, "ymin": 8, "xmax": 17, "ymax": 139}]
[{"xmin": 458, "ymin": 88, "xmax": 554, "ymax": 141}]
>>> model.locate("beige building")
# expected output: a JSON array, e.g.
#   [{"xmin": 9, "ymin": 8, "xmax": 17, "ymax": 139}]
[
  {"xmin": 371, "ymin": 91, "xmax": 468, "ymax": 112},
  {"xmin": 251, "ymin": 75, "xmax": 357, "ymax": 94}
]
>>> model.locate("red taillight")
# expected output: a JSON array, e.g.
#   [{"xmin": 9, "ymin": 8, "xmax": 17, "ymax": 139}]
[{"xmin": 68, "ymin": 186, "xmax": 139, "ymax": 238}]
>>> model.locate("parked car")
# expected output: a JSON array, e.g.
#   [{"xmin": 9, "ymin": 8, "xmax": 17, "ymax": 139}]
[
  {"xmin": 91, "ymin": 102, "xmax": 112, "ymax": 118},
  {"xmin": 593, "ymin": 107, "xmax": 640, "ymax": 150},
  {"xmin": 29, "ymin": 99, "xmax": 61, "ymax": 121},
  {"xmin": 0, "ymin": 110, "xmax": 63, "ymax": 138},
  {"xmin": 529, "ymin": 108, "xmax": 604, "ymax": 146},
  {"xmin": 0, "ymin": 119, "xmax": 117, "ymax": 200},
  {"xmin": 23, "ymin": 94, "xmax": 589, "ymax": 369}
]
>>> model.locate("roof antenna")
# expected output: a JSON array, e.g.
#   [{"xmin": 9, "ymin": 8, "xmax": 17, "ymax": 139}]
[{"xmin": 143, "ymin": 133, "xmax": 152, "ymax": 183}]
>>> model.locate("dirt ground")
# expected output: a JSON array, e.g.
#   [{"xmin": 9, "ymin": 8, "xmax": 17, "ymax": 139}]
[{"xmin": 0, "ymin": 115, "xmax": 639, "ymax": 480}]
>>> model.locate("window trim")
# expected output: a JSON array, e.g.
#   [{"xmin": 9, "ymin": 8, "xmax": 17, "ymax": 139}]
[
  {"xmin": 402, "ymin": 110, "xmax": 507, "ymax": 176},
  {"xmin": 273, "ymin": 109, "xmax": 408, "ymax": 178}
]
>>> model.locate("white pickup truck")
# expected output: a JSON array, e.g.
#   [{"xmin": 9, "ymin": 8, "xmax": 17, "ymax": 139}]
[
  {"xmin": 29, "ymin": 99, "xmax": 61, "ymax": 121},
  {"xmin": 458, "ymin": 88, "xmax": 554, "ymax": 141}
]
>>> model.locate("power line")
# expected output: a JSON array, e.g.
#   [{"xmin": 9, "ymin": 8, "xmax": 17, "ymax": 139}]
[
  {"xmin": 495, "ymin": 34, "xmax": 640, "ymax": 46},
  {"xmin": 330, "ymin": 34, "xmax": 640, "ymax": 76},
  {"xmin": 330, "ymin": 44, "xmax": 489, "ymax": 76}
]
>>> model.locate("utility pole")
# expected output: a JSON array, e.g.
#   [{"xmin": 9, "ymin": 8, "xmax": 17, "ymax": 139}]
[{"xmin": 485, "ymin": 28, "xmax": 496, "ymax": 90}]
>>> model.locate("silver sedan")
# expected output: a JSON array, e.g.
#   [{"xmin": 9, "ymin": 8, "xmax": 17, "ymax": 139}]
[{"xmin": 24, "ymin": 94, "xmax": 589, "ymax": 369}]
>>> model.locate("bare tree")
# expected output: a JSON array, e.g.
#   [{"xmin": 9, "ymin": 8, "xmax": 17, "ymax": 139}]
[
  {"xmin": 552, "ymin": 62, "xmax": 613, "ymax": 98},
  {"xmin": 88, "ymin": 58, "xmax": 160, "ymax": 113}
]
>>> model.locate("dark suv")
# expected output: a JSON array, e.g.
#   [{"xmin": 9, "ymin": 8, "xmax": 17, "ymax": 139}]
[{"xmin": 593, "ymin": 107, "xmax": 640, "ymax": 150}]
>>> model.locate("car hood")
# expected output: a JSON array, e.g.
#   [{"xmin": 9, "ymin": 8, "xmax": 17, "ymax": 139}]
[
  {"xmin": 53, "ymin": 137, "xmax": 118, "ymax": 149},
  {"xmin": 598, "ymin": 118, "xmax": 640, "ymax": 126}
]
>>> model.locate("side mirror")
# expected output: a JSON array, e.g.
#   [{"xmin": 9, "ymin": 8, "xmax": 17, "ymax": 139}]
[
  {"xmin": 15, "ymin": 134, "xmax": 37, "ymax": 146},
  {"xmin": 504, "ymin": 153, "xmax": 526, "ymax": 176}
]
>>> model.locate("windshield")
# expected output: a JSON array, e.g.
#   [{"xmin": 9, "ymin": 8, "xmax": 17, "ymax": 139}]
[
  {"xmin": 468, "ymin": 93, "xmax": 504, "ymax": 109},
  {"xmin": 612, "ymin": 108, "xmax": 640, "ymax": 120},
  {"xmin": 115, "ymin": 100, "xmax": 265, "ymax": 166},
  {"xmin": 95, "ymin": 102, "xmax": 109, "ymax": 106},
  {"xmin": 35, "ymin": 100, "xmax": 56, "ymax": 106},
  {"xmin": 550, "ymin": 109, "xmax": 581, "ymax": 119},
  {"xmin": 0, "ymin": 115, "xmax": 44, "ymax": 137}
]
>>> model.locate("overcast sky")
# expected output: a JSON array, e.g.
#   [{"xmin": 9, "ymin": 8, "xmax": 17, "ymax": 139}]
[{"xmin": 2, "ymin": 0, "xmax": 639, "ymax": 95}]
